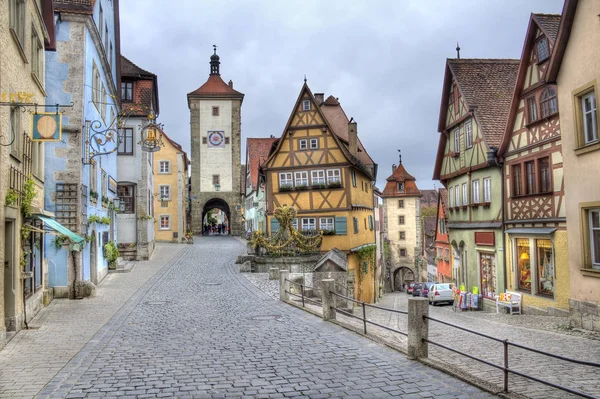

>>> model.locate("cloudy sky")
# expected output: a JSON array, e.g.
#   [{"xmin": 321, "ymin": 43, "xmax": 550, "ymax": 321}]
[{"xmin": 119, "ymin": 0, "xmax": 563, "ymax": 190}]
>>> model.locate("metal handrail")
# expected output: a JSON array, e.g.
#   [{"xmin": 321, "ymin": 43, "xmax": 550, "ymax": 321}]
[
  {"xmin": 331, "ymin": 291, "xmax": 362, "ymax": 304},
  {"xmin": 284, "ymin": 280, "xmax": 322, "ymax": 308}
]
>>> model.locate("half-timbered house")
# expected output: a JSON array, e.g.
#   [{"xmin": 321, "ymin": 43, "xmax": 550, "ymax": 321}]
[
  {"xmin": 433, "ymin": 58, "xmax": 518, "ymax": 307},
  {"xmin": 263, "ymin": 84, "xmax": 378, "ymax": 302},
  {"xmin": 434, "ymin": 188, "xmax": 452, "ymax": 283},
  {"xmin": 499, "ymin": 13, "xmax": 569, "ymax": 315}
]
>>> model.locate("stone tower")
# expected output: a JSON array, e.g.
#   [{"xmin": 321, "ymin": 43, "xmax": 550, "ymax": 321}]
[{"xmin": 188, "ymin": 47, "xmax": 244, "ymax": 235}]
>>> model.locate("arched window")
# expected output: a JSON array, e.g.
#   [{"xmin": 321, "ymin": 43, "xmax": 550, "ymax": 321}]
[{"xmin": 540, "ymin": 87, "xmax": 558, "ymax": 117}]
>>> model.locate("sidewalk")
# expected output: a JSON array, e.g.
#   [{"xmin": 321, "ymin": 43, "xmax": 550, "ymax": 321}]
[
  {"xmin": 0, "ymin": 243, "xmax": 187, "ymax": 399},
  {"xmin": 241, "ymin": 272, "xmax": 600, "ymax": 399}
]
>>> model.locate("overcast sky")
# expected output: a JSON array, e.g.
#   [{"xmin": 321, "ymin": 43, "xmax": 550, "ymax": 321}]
[{"xmin": 119, "ymin": 0, "xmax": 563, "ymax": 190}]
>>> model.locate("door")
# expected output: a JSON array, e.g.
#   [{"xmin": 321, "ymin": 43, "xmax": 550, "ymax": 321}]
[
  {"xmin": 90, "ymin": 229, "xmax": 97, "ymax": 284},
  {"xmin": 4, "ymin": 221, "xmax": 16, "ymax": 330}
]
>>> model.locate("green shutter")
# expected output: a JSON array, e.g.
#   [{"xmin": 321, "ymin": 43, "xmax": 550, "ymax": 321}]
[
  {"xmin": 369, "ymin": 215, "xmax": 374, "ymax": 230},
  {"xmin": 334, "ymin": 216, "xmax": 347, "ymax": 235},
  {"xmin": 270, "ymin": 219, "xmax": 280, "ymax": 234}
]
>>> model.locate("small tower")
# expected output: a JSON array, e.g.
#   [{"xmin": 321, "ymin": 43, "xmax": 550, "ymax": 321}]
[{"xmin": 187, "ymin": 47, "xmax": 245, "ymax": 235}]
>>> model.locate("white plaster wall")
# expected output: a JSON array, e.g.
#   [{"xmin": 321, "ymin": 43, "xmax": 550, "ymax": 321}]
[
  {"xmin": 117, "ymin": 117, "xmax": 143, "ymax": 183},
  {"xmin": 199, "ymin": 100, "xmax": 232, "ymax": 192},
  {"xmin": 384, "ymin": 196, "xmax": 420, "ymax": 265}
]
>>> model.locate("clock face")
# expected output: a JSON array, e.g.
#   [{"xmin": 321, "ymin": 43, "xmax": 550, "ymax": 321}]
[{"xmin": 208, "ymin": 131, "xmax": 224, "ymax": 147}]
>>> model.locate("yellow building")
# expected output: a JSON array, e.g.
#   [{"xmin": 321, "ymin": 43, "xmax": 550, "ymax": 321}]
[
  {"xmin": 153, "ymin": 133, "xmax": 189, "ymax": 242},
  {"xmin": 263, "ymin": 84, "xmax": 378, "ymax": 303}
]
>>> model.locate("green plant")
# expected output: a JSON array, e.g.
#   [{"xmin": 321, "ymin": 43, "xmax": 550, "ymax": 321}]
[
  {"xmin": 100, "ymin": 216, "xmax": 111, "ymax": 225},
  {"xmin": 279, "ymin": 184, "xmax": 293, "ymax": 192},
  {"xmin": 320, "ymin": 229, "xmax": 336, "ymax": 236},
  {"xmin": 88, "ymin": 214, "xmax": 101, "ymax": 224},
  {"xmin": 21, "ymin": 175, "xmax": 37, "ymax": 217},
  {"xmin": 294, "ymin": 184, "xmax": 309, "ymax": 190},
  {"xmin": 103, "ymin": 241, "xmax": 119, "ymax": 270},
  {"xmin": 21, "ymin": 225, "xmax": 33, "ymax": 241},
  {"xmin": 311, "ymin": 183, "xmax": 327, "ymax": 189},
  {"xmin": 138, "ymin": 214, "xmax": 153, "ymax": 221},
  {"xmin": 90, "ymin": 191, "xmax": 99, "ymax": 200},
  {"xmin": 52, "ymin": 235, "xmax": 69, "ymax": 249},
  {"xmin": 356, "ymin": 245, "xmax": 376, "ymax": 277},
  {"xmin": 328, "ymin": 181, "xmax": 342, "ymax": 189},
  {"xmin": 5, "ymin": 189, "xmax": 19, "ymax": 206}
]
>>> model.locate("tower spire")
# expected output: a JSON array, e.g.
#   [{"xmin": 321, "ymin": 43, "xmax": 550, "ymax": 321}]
[
  {"xmin": 210, "ymin": 45, "xmax": 220, "ymax": 75},
  {"xmin": 397, "ymin": 149, "xmax": 402, "ymax": 164}
]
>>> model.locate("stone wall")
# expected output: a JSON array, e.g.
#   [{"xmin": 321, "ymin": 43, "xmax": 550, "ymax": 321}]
[
  {"xmin": 252, "ymin": 255, "xmax": 322, "ymax": 274},
  {"xmin": 570, "ymin": 299, "xmax": 599, "ymax": 331}
]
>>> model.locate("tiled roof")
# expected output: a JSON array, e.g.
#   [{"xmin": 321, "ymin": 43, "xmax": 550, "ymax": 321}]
[
  {"xmin": 246, "ymin": 138, "xmax": 277, "ymax": 192},
  {"xmin": 448, "ymin": 59, "xmax": 519, "ymax": 148},
  {"xmin": 188, "ymin": 75, "xmax": 244, "ymax": 97},
  {"xmin": 420, "ymin": 189, "xmax": 438, "ymax": 208},
  {"xmin": 439, "ymin": 188, "xmax": 448, "ymax": 217},
  {"xmin": 323, "ymin": 95, "xmax": 340, "ymax": 106},
  {"xmin": 121, "ymin": 55, "xmax": 154, "ymax": 78},
  {"xmin": 533, "ymin": 13, "xmax": 561, "ymax": 42},
  {"xmin": 381, "ymin": 163, "xmax": 421, "ymax": 197},
  {"xmin": 423, "ymin": 215, "xmax": 438, "ymax": 250}
]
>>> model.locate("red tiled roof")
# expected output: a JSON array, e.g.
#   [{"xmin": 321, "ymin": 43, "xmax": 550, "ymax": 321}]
[
  {"xmin": 323, "ymin": 95, "xmax": 340, "ymax": 106},
  {"xmin": 246, "ymin": 138, "xmax": 277, "ymax": 192},
  {"xmin": 382, "ymin": 163, "xmax": 421, "ymax": 197},
  {"xmin": 439, "ymin": 188, "xmax": 448, "ymax": 216},
  {"xmin": 533, "ymin": 13, "xmax": 561, "ymax": 42},
  {"xmin": 188, "ymin": 75, "xmax": 244, "ymax": 97},
  {"xmin": 448, "ymin": 59, "xmax": 519, "ymax": 148},
  {"xmin": 420, "ymin": 189, "xmax": 438, "ymax": 208},
  {"xmin": 121, "ymin": 55, "xmax": 154, "ymax": 78}
]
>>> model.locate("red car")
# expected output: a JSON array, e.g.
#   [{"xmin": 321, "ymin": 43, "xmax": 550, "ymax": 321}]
[{"xmin": 406, "ymin": 283, "xmax": 415, "ymax": 294}]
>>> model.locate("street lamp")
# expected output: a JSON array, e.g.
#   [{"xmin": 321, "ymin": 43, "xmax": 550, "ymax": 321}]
[
  {"xmin": 214, "ymin": 183, "xmax": 221, "ymax": 192},
  {"xmin": 113, "ymin": 198, "xmax": 125, "ymax": 212}
]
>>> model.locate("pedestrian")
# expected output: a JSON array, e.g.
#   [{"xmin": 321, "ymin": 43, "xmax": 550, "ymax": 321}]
[{"xmin": 217, "ymin": 224, "xmax": 222, "ymax": 234}]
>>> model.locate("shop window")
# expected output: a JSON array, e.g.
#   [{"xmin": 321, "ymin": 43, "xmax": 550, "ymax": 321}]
[
  {"xmin": 517, "ymin": 238, "xmax": 531, "ymax": 291},
  {"xmin": 479, "ymin": 253, "xmax": 496, "ymax": 299},
  {"xmin": 536, "ymin": 239, "xmax": 554, "ymax": 296}
]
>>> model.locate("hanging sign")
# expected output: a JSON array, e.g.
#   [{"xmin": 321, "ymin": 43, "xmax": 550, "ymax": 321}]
[{"xmin": 31, "ymin": 112, "xmax": 62, "ymax": 141}]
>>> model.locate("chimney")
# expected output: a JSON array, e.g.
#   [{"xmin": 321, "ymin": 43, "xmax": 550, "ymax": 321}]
[
  {"xmin": 228, "ymin": 80, "xmax": 234, "ymax": 88},
  {"xmin": 348, "ymin": 119, "xmax": 358, "ymax": 157},
  {"xmin": 314, "ymin": 93, "xmax": 324, "ymax": 105},
  {"xmin": 392, "ymin": 164, "xmax": 397, "ymax": 174}
]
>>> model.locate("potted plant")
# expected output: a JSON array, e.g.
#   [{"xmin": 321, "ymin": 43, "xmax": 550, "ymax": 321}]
[
  {"xmin": 279, "ymin": 184, "xmax": 293, "ymax": 192},
  {"xmin": 328, "ymin": 181, "xmax": 342, "ymax": 189}
]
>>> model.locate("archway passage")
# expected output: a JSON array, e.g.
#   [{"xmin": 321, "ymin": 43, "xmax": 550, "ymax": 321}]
[
  {"xmin": 202, "ymin": 198, "xmax": 231, "ymax": 235},
  {"xmin": 392, "ymin": 266, "xmax": 415, "ymax": 292}
]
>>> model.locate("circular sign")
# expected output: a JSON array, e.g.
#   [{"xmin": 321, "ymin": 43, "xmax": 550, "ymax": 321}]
[
  {"xmin": 36, "ymin": 115, "xmax": 58, "ymax": 139},
  {"xmin": 208, "ymin": 131, "xmax": 224, "ymax": 146}
]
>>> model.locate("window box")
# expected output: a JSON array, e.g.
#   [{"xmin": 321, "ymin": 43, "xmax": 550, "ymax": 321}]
[
  {"xmin": 452, "ymin": 152, "xmax": 460, "ymax": 158},
  {"xmin": 279, "ymin": 185, "xmax": 293, "ymax": 192},
  {"xmin": 295, "ymin": 184, "xmax": 309, "ymax": 191},
  {"xmin": 461, "ymin": 205, "xmax": 468, "ymax": 210},
  {"xmin": 311, "ymin": 183, "xmax": 327, "ymax": 190},
  {"xmin": 482, "ymin": 202, "xmax": 491, "ymax": 208},
  {"xmin": 327, "ymin": 181, "xmax": 342, "ymax": 189},
  {"xmin": 320, "ymin": 229, "xmax": 336, "ymax": 236},
  {"xmin": 470, "ymin": 203, "xmax": 480, "ymax": 208}
]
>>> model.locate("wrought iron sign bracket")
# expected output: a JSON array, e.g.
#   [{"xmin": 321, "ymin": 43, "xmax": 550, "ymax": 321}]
[{"xmin": 0, "ymin": 102, "xmax": 73, "ymax": 146}]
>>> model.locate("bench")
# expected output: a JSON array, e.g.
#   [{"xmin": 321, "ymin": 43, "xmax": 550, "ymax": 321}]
[{"xmin": 495, "ymin": 291, "xmax": 522, "ymax": 315}]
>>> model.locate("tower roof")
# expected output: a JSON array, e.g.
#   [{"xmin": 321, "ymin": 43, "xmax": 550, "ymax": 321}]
[
  {"xmin": 382, "ymin": 162, "xmax": 421, "ymax": 197},
  {"xmin": 187, "ymin": 47, "xmax": 244, "ymax": 100}
]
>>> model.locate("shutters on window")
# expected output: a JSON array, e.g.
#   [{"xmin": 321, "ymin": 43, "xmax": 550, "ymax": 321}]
[
  {"xmin": 334, "ymin": 216, "xmax": 347, "ymax": 235},
  {"xmin": 270, "ymin": 219, "xmax": 280, "ymax": 234}
]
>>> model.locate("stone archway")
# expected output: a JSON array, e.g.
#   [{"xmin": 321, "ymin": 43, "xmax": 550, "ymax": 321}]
[
  {"xmin": 391, "ymin": 266, "xmax": 415, "ymax": 292},
  {"xmin": 202, "ymin": 198, "xmax": 232, "ymax": 235}
]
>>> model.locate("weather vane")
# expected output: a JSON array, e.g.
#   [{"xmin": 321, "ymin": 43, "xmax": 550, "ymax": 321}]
[{"xmin": 397, "ymin": 149, "xmax": 402, "ymax": 164}]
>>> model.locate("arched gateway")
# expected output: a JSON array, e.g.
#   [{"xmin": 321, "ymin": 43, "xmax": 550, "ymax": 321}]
[
  {"xmin": 392, "ymin": 266, "xmax": 415, "ymax": 292},
  {"xmin": 188, "ymin": 47, "xmax": 244, "ymax": 235}
]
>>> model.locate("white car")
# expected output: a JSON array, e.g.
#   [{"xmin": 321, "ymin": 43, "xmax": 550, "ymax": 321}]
[{"xmin": 428, "ymin": 283, "xmax": 454, "ymax": 305}]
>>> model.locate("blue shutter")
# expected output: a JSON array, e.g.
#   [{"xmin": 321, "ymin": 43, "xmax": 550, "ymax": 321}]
[
  {"xmin": 270, "ymin": 219, "xmax": 280, "ymax": 234},
  {"xmin": 368, "ymin": 215, "xmax": 374, "ymax": 230},
  {"xmin": 334, "ymin": 216, "xmax": 347, "ymax": 235}
]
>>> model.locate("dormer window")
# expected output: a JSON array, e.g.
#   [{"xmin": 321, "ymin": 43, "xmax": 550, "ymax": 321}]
[
  {"xmin": 302, "ymin": 100, "xmax": 311, "ymax": 111},
  {"xmin": 536, "ymin": 36, "xmax": 550, "ymax": 62},
  {"xmin": 397, "ymin": 182, "xmax": 404, "ymax": 193}
]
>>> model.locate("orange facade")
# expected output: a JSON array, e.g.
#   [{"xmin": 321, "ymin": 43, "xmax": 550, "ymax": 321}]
[{"xmin": 434, "ymin": 188, "xmax": 451, "ymax": 282}]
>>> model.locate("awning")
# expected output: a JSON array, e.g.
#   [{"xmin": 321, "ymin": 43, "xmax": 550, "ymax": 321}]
[
  {"xmin": 34, "ymin": 215, "xmax": 85, "ymax": 243},
  {"xmin": 505, "ymin": 227, "xmax": 556, "ymax": 235}
]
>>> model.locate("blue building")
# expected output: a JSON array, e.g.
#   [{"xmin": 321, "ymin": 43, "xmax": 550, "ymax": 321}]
[{"xmin": 44, "ymin": 0, "xmax": 121, "ymax": 298}]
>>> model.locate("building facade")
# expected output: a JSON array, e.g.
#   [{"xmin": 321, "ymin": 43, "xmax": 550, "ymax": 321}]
[
  {"xmin": 244, "ymin": 138, "xmax": 276, "ymax": 233},
  {"xmin": 434, "ymin": 188, "xmax": 452, "ymax": 283},
  {"xmin": 381, "ymin": 161, "xmax": 422, "ymax": 291},
  {"xmin": 263, "ymin": 85, "xmax": 378, "ymax": 303},
  {"xmin": 116, "ymin": 55, "xmax": 157, "ymax": 260},
  {"xmin": 550, "ymin": 0, "xmax": 600, "ymax": 330},
  {"xmin": 1, "ymin": 0, "xmax": 54, "ymax": 347},
  {"xmin": 188, "ymin": 48, "xmax": 243, "ymax": 235},
  {"xmin": 43, "ymin": 0, "xmax": 120, "ymax": 298},
  {"xmin": 499, "ymin": 13, "xmax": 569, "ymax": 316},
  {"xmin": 153, "ymin": 133, "xmax": 189, "ymax": 243},
  {"xmin": 433, "ymin": 58, "xmax": 518, "ymax": 306}
]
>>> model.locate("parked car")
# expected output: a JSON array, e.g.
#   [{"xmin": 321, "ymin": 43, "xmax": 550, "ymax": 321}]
[
  {"xmin": 411, "ymin": 283, "xmax": 423, "ymax": 297},
  {"xmin": 428, "ymin": 283, "xmax": 455, "ymax": 305},
  {"xmin": 406, "ymin": 283, "xmax": 415, "ymax": 294},
  {"xmin": 420, "ymin": 282, "xmax": 438, "ymax": 298}
]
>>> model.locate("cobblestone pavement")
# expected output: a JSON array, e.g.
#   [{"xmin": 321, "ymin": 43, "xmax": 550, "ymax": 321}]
[
  {"xmin": 241, "ymin": 273, "xmax": 600, "ymax": 399},
  {"xmin": 0, "ymin": 244, "xmax": 188, "ymax": 399},
  {"xmin": 27, "ymin": 236, "xmax": 499, "ymax": 398}
]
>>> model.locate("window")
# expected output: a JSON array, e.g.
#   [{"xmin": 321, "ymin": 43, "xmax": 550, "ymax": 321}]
[
  {"xmin": 483, "ymin": 178, "xmax": 491, "ymax": 203},
  {"xmin": 159, "ymin": 185, "xmax": 171, "ymax": 200},
  {"xmin": 472, "ymin": 180, "xmax": 480, "ymax": 204},
  {"xmin": 212, "ymin": 175, "xmax": 220, "ymax": 185},
  {"xmin": 351, "ymin": 171, "xmax": 357, "ymax": 187},
  {"xmin": 540, "ymin": 87, "xmax": 558, "ymax": 118},
  {"xmin": 536, "ymin": 239, "xmax": 554, "ymax": 296},
  {"xmin": 527, "ymin": 97, "xmax": 538, "ymax": 123},
  {"xmin": 327, "ymin": 169, "xmax": 341, "ymax": 184},
  {"xmin": 224, "ymin": 137, "xmax": 230, "ymax": 145},
  {"xmin": 98, "ymin": 4, "xmax": 103, "ymax": 40},
  {"xmin": 31, "ymin": 27, "xmax": 43, "ymax": 82},
  {"xmin": 589, "ymin": 209, "xmax": 600, "ymax": 270},
  {"xmin": 398, "ymin": 215, "xmax": 405, "ymax": 225},
  {"xmin": 353, "ymin": 217, "xmax": 359, "ymax": 234},
  {"xmin": 279, "ymin": 172, "xmax": 293, "ymax": 188},
  {"xmin": 309, "ymin": 138, "xmax": 318, "ymax": 149},
  {"xmin": 160, "ymin": 215, "xmax": 171, "ymax": 230},
  {"xmin": 319, "ymin": 217, "xmax": 334, "ymax": 231},
  {"xmin": 101, "ymin": 170, "xmax": 107, "ymax": 198},
  {"xmin": 294, "ymin": 171, "xmax": 308, "ymax": 187},
  {"xmin": 399, "ymin": 231, "xmax": 406, "ymax": 240},
  {"xmin": 90, "ymin": 161, "xmax": 98, "ymax": 197},
  {"xmin": 212, "ymin": 106, "xmax": 219, "ymax": 116},
  {"xmin": 581, "ymin": 91, "xmax": 598, "ymax": 145},
  {"xmin": 479, "ymin": 253, "xmax": 496, "ymax": 299},
  {"xmin": 302, "ymin": 100, "xmax": 311, "ymax": 111},
  {"xmin": 525, "ymin": 161, "xmax": 536, "ymax": 195},
  {"xmin": 368, "ymin": 215, "xmax": 374, "ymax": 230},
  {"xmin": 462, "ymin": 183, "xmax": 468, "ymax": 206},
  {"xmin": 118, "ymin": 128, "xmax": 134, "ymax": 155},
  {"xmin": 400, "ymin": 249, "xmax": 407, "ymax": 257},
  {"xmin": 117, "ymin": 184, "xmax": 135, "ymax": 214},
  {"xmin": 92, "ymin": 62, "xmax": 101, "ymax": 107},
  {"xmin": 465, "ymin": 121, "xmax": 472, "ymax": 149},
  {"xmin": 454, "ymin": 128, "xmax": 460, "ymax": 154},
  {"xmin": 101, "ymin": 84, "xmax": 107, "ymax": 121},
  {"xmin": 512, "ymin": 165, "xmax": 523, "ymax": 196},
  {"xmin": 301, "ymin": 218, "xmax": 316, "ymax": 231},
  {"xmin": 517, "ymin": 238, "xmax": 531, "ymax": 291},
  {"xmin": 159, "ymin": 161, "xmax": 171, "ymax": 174},
  {"xmin": 398, "ymin": 199, "xmax": 404, "ymax": 208},
  {"xmin": 9, "ymin": 0, "xmax": 25, "ymax": 49},
  {"xmin": 202, "ymin": 137, "xmax": 207, "ymax": 144},
  {"xmin": 31, "ymin": 142, "xmax": 42, "ymax": 178},
  {"xmin": 9, "ymin": 106, "xmax": 21, "ymax": 157},
  {"xmin": 454, "ymin": 185, "xmax": 460, "ymax": 206},
  {"xmin": 121, "ymin": 81, "xmax": 133, "ymax": 101},
  {"xmin": 298, "ymin": 139, "xmax": 307, "ymax": 150},
  {"xmin": 449, "ymin": 187, "xmax": 453, "ymax": 207},
  {"xmin": 364, "ymin": 218, "xmax": 367, "ymax": 230},
  {"xmin": 539, "ymin": 157, "xmax": 551, "ymax": 193},
  {"xmin": 515, "ymin": 237, "xmax": 555, "ymax": 297},
  {"xmin": 311, "ymin": 170, "xmax": 325, "ymax": 185},
  {"xmin": 397, "ymin": 182, "xmax": 404, "ymax": 193},
  {"xmin": 536, "ymin": 36, "xmax": 550, "ymax": 62}
]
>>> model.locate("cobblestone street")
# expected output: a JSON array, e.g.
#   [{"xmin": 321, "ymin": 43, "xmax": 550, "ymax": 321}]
[{"xmin": 1, "ymin": 237, "xmax": 500, "ymax": 398}]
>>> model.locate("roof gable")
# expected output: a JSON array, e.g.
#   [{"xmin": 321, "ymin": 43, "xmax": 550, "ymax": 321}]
[
  {"xmin": 382, "ymin": 163, "xmax": 421, "ymax": 197},
  {"xmin": 532, "ymin": 13, "xmax": 561, "ymax": 43},
  {"xmin": 187, "ymin": 75, "xmax": 244, "ymax": 98},
  {"xmin": 245, "ymin": 138, "xmax": 277, "ymax": 192}
]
